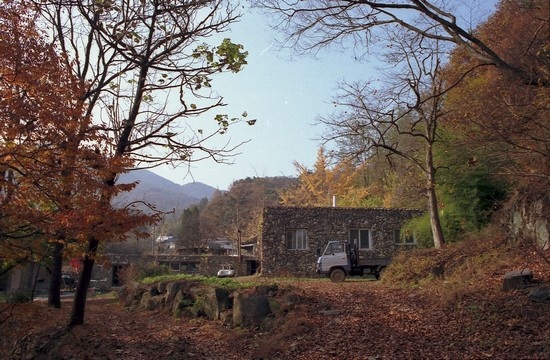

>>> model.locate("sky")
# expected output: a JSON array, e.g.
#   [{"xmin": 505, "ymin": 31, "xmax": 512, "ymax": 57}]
[
  {"xmin": 150, "ymin": 6, "xmax": 372, "ymax": 190},
  {"xmin": 152, "ymin": 2, "xmax": 497, "ymax": 191}
]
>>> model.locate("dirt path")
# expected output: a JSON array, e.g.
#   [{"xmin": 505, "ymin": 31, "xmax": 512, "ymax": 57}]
[{"xmin": 1, "ymin": 279, "xmax": 549, "ymax": 359}]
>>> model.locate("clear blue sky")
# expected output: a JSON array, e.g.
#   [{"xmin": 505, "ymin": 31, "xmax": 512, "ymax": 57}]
[{"xmin": 153, "ymin": 2, "xmax": 497, "ymax": 191}]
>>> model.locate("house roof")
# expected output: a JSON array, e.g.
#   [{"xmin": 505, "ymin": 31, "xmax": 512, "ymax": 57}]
[
  {"xmin": 207, "ymin": 238, "xmax": 234, "ymax": 250},
  {"xmin": 264, "ymin": 205, "xmax": 423, "ymax": 212},
  {"xmin": 155, "ymin": 235, "xmax": 176, "ymax": 244}
]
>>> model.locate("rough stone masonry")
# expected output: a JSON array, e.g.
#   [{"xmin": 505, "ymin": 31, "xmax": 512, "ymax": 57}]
[{"xmin": 260, "ymin": 206, "xmax": 423, "ymax": 276}]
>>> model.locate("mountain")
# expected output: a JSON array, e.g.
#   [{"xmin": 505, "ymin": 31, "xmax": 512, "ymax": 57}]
[
  {"xmin": 181, "ymin": 182, "xmax": 218, "ymax": 200},
  {"xmin": 114, "ymin": 170, "xmax": 217, "ymax": 214}
]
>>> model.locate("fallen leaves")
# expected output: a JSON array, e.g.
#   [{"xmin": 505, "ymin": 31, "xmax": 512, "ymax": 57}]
[{"xmin": 1, "ymin": 277, "xmax": 549, "ymax": 359}]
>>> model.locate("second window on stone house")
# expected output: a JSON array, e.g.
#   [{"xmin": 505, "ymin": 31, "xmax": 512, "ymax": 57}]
[
  {"xmin": 286, "ymin": 228, "xmax": 308, "ymax": 250},
  {"xmin": 394, "ymin": 229, "xmax": 416, "ymax": 244},
  {"xmin": 349, "ymin": 228, "xmax": 371, "ymax": 249}
]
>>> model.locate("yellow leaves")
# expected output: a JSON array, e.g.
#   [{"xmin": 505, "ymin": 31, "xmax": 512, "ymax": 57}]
[{"xmin": 281, "ymin": 148, "xmax": 376, "ymax": 207}]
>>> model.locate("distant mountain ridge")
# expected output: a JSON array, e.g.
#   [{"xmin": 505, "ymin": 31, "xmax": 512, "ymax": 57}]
[{"xmin": 114, "ymin": 169, "xmax": 217, "ymax": 213}]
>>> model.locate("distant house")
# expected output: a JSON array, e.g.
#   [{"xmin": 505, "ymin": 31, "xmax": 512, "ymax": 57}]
[
  {"xmin": 206, "ymin": 238, "xmax": 237, "ymax": 256},
  {"xmin": 260, "ymin": 206, "xmax": 423, "ymax": 276},
  {"xmin": 155, "ymin": 235, "xmax": 177, "ymax": 253}
]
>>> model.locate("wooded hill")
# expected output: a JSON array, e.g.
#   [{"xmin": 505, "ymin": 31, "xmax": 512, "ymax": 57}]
[{"xmin": 166, "ymin": 0, "xmax": 548, "ymax": 253}]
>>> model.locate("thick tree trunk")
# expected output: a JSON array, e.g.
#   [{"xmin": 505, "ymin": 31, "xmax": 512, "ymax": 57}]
[
  {"xmin": 425, "ymin": 140, "xmax": 445, "ymax": 249},
  {"xmin": 427, "ymin": 185, "xmax": 445, "ymax": 249},
  {"xmin": 48, "ymin": 242, "xmax": 64, "ymax": 308},
  {"xmin": 68, "ymin": 237, "xmax": 99, "ymax": 327}
]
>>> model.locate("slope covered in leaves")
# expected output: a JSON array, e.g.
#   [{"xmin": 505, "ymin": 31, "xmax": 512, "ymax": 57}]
[{"xmin": 1, "ymin": 235, "xmax": 549, "ymax": 359}]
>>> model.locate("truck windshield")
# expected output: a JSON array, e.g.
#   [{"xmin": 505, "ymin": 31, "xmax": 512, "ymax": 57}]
[{"xmin": 324, "ymin": 242, "xmax": 345, "ymax": 255}]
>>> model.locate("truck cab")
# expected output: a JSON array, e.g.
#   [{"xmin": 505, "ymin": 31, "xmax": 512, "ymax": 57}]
[{"xmin": 316, "ymin": 240, "xmax": 389, "ymax": 282}]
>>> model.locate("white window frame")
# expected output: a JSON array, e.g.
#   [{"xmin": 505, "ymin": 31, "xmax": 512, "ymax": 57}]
[
  {"xmin": 286, "ymin": 228, "xmax": 308, "ymax": 250},
  {"xmin": 349, "ymin": 228, "xmax": 371, "ymax": 249}
]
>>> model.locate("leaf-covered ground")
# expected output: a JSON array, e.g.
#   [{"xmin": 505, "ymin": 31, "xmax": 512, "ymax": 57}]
[{"xmin": 1, "ymin": 273, "xmax": 549, "ymax": 360}]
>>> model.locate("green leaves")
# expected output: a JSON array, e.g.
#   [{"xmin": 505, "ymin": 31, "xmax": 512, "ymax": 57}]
[
  {"xmin": 214, "ymin": 114, "xmax": 231, "ymax": 134},
  {"xmin": 192, "ymin": 38, "xmax": 248, "ymax": 74},
  {"xmin": 216, "ymin": 38, "xmax": 248, "ymax": 72},
  {"xmin": 213, "ymin": 111, "xmax": 255, "ymax": 134}
]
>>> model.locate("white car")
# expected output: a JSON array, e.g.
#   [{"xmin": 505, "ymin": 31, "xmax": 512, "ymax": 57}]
[{"xmin": 217, "ymin": 264, "xmax": 235, "ymax": 278}]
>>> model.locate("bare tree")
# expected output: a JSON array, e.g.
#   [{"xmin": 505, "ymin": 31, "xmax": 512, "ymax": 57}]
[
  {"xmin": 255, "ymin": 0, "xmax": 548, "ymax": 86},
  {"xmin": 28, "ymin": 0, "xmax": 251, "ymax": 326},
  {"xmin": 256, "ymin": 0, "xmax": 548, "ymax": 248},
  {"xmin": 318, "ymin": 30, "xmax": 461, "ymax": 248}
]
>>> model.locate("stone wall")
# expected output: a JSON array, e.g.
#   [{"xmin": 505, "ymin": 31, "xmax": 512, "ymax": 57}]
[
  {"xmin": 155, "ymin": 254, "xmax": 256, "ymax": 277},
  {"xmin": 260, "ymin": 206, "xmax": 423, "ymax": 276},
  {"xmin": 508, "ymin": 191, "xmax": 549, "ymax": 251}
]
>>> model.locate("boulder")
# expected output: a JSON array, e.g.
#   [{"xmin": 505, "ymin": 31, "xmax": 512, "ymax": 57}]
[
  {"xmin": 157, "ymin": 281, "xmax": 168, "ymax": 294},
  {"xmin": 503, "ymin": 269, "xmax": 533, "ymax": 291},
  {"xmin": 172, "ymin": 289, "xmax": 197, "ymax": 315},
  {"xmin": 140, "ymin": 290, "xmax": 164, "ymax": 311},
  {"xmin": 201, "ymin": 288, "xmax": 232, "ymax": 321},
  {"xmin": 529, "ymin": 287, "xmax": 550, "ymax": 304},
  {"xmin": 233, "ymin": 291, "xmax": 271, "ymax": 327},
  {"xmin": 255, "ymin": 284, "xmax": 278, "ymax": 296},
  {"xmin": 165, "ymin": 281, "xmax": 186, "ymax": 304}
]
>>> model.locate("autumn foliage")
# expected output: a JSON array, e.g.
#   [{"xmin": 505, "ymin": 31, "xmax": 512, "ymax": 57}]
[
  {"xmin": 0, "ymin": 4, "xmax": 154, "ymax": 279},
  {"xmin": 443, "ymin": 0, "xmax": 549, "ymax": 189}
]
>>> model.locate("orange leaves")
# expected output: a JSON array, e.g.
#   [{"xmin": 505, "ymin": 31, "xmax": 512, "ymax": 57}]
[
  {"xmin": 441, "ymin": 0, "xmax": 550, "ymax": 191},
  {"xmin": 0, "ymin": 4, "xmax": 155, "ymax": 265}
]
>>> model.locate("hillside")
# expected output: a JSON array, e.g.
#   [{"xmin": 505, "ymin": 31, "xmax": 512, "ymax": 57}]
[
  {"xmin": 113, "ymin": 170, "xmax": 217, "ymax": 214},
  {"xmin": 3, "ymin": 239, "xmax": 549, "ymax": 359}
]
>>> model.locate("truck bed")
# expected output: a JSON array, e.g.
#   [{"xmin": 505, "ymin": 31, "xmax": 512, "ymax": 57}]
[{"xmin": 357, "ymin": 257, "xmax": 391, "ymax": 267}]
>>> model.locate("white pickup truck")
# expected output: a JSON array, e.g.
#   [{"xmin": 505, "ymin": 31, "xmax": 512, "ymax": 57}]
[{"xmin": 316, "ymin": 240, "xmax": 390, "ymax": 282}]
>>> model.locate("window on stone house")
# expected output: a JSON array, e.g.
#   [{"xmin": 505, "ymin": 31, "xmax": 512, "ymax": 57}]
[
  {"xmin": 394, "ymin": 229, "xmax": 416, "ymax": 244},
  {"xmin": 349, "ymin": 228, "xmax": 371, "ymax": 249},
  {"xmin": 286, "ymin": 228, "xmax": 308, "ymax": 250}
]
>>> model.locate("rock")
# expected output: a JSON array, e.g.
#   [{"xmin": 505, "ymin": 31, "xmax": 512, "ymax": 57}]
[
  {"xmin": 140, "ymin": 291, "xmax": 164, "ymax": 311},
  {"xmin": 255, "ymin": 284, "xmax": 278, "ymax": 296},
  {"xmin": 117, "ymin": 281, "xmax": 143, "ymax": 307},
  {"xmin": 139, "ymin": 291, "xmax": 152, "ymax": 310},
  {"xmin": 503, "ymin": 269, "xmax": 533, "ymax": 291},
  {"xmin": 529, "ymin": 287, "xmax": 550, "ymax": 304},
  {"xmin": 165, "ymin": 281, "xmax": 184, "ymax": 304},
  {"xmin": 233, "ymin": 291, "xmax": 271, "ymax": 327},
  {"xmin": 171, "ymin": 290, "xmax": 184, "ymax": 315},
  {"xmin": 201, "ymin": 288, "xmax": 232, "ymax": 321},
  {"xmin": 157, "ymin": 281, "xmax": 167, "ymax": 294}
]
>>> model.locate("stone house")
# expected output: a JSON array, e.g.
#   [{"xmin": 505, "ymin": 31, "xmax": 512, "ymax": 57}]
[{"xmin": 260, "ymin": 206, "xmax": 423, "ymax": 276}]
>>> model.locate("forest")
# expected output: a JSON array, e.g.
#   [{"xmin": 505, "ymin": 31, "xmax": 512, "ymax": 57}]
[
  {"xmin": 168, "ymin": 0, "xmax": 549, "ymax": 253},
  {"xmin": 0, "ymin": 0, "xmax": 548, "ymax": 354}
]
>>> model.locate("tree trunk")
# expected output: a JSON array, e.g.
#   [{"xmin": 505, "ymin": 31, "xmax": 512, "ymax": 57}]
[
  {"xmin": 425, "ymin": 139, "xmax": 445, "ymax": 249},
  {"xmin": 68, "ymin": 237, "xmax": 99, "ymax": 327},
  {"xmin": 48, "ymin": 242, "xmax": 64, "ymax": 308},
  {"xmin": 427, "ymin": 184, "xmax": 445, "ymax": 249}
]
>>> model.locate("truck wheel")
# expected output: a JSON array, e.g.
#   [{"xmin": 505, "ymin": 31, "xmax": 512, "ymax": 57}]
[{"xmin": 330, "ymin": 268, "xmax": 346, "ymax": 282}]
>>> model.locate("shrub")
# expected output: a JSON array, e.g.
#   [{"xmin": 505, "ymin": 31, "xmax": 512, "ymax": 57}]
[
  {"xmin": 119, "ymin": 262, "xmax": 170, "ymax": 284},
  {"xmin": 402, "ymin": 215, "xmax": 434, "ymax": 248},
  {"xmin": 2, "ymin": 291, "xmax": 32, "ymax": 303}
]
